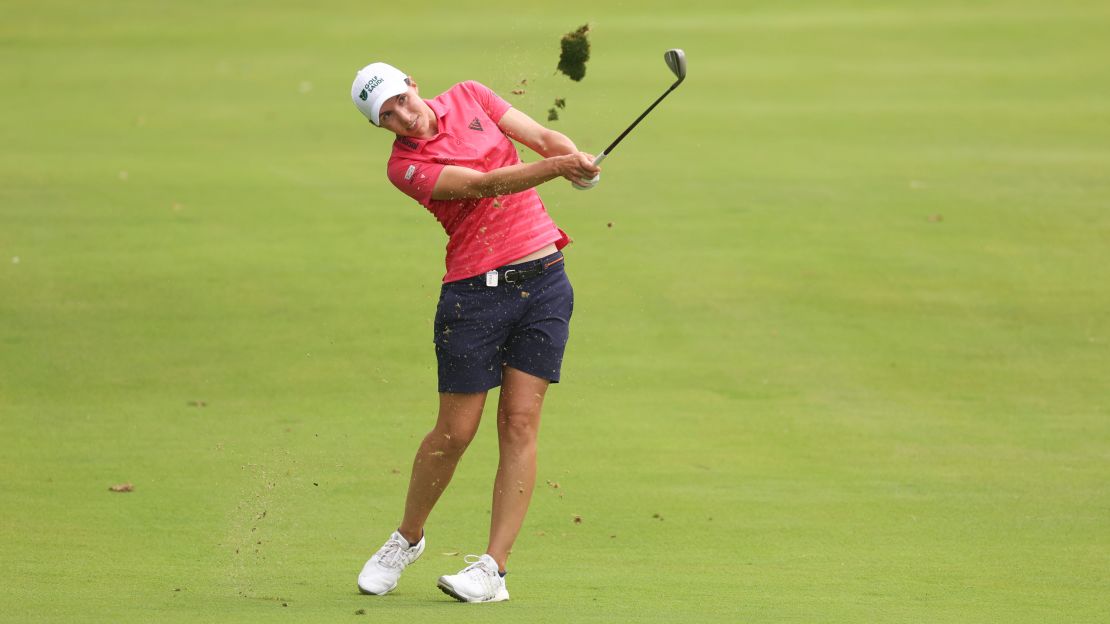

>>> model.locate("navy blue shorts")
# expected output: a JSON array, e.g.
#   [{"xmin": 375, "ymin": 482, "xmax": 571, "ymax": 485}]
[{"xmin": 433, "ymin": 251, "xmax": 574, "ymax": 393}]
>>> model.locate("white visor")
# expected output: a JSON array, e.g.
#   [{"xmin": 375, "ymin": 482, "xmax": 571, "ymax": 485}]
[{"xmin": 351, "ymin": 62, "xmax": 409, "ymax": 125}]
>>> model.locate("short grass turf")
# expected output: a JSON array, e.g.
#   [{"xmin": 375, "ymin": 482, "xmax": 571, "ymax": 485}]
[{"xmin": 2, "ymin": 0, "xmax": 1109, "ymax": 622}]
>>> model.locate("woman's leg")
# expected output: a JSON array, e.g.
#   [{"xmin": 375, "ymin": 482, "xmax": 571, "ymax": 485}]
[
  {"xmin": 397, "ymin": 391, "xmax": 487, "ymax": 544},
  {"xmin": 486, "ymin": 366, "xmax": 549, "ymax": 571}
]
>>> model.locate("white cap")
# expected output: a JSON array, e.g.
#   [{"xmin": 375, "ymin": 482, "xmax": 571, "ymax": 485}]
[{"xmin": 351, "ymin": 62, "xmax": 410, "ymax": 125}]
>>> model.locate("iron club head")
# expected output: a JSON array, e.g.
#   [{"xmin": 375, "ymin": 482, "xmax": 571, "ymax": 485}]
[{"xmin": 664, "ymin": 49, "xmax": 687, "ymax": 83}]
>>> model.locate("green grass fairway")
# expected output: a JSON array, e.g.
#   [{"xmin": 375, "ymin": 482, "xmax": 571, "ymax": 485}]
[{"xmin": 2, "ymin": 1, "xmax": 1109, "ymax": 622}]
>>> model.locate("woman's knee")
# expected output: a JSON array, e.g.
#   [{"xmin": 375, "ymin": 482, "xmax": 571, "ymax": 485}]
[
  {"xmin": 429, "ymin": 422, "xmax": 478, "ymax": 454},
  {"xmin": 430, "ymin": 392, "xmax": 485, "ymax": 453},
  {"xmin": 497, "ymin": 410, "xmax": 540, "ymax": 447}
]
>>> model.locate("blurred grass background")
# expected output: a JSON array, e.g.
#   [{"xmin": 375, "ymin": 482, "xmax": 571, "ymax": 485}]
[{"xmin": 1, "ymin": 0, "xmax": 1108, "ymax": 621}]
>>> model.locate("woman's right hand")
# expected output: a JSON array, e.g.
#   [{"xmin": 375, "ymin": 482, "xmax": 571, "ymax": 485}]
[{"xmin": 556, "ymin": 152, "xmax": 601, "ymax": 188}]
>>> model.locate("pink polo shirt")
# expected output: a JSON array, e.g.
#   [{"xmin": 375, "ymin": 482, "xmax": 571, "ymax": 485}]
[{"xmin": 385, "ymin": 81, "xmax": 570, "ymax": 282}]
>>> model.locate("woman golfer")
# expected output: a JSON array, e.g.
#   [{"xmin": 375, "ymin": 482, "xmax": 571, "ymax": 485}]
[{"xmin": 350, "ymin": 62, "xmax": 600, "ymax": 603}]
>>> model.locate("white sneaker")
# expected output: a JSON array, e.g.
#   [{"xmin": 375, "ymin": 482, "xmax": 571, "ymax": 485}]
[
  {"xmin": 436, "ymin": 554, "xmax": 509, "ymax": 603},
  {"xmin": 357, "ymin": 530, "xmax": 425, "ymax": 595}
]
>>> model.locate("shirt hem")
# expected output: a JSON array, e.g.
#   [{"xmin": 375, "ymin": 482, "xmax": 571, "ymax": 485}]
[{"xmin": 442, "ymin": 231, "xmax": 564, "ymax": 283}]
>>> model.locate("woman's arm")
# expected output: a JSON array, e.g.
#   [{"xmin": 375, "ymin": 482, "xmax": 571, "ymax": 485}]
[
  {"xmin": 429, "ymin": 108, "xmax": 600, "ymax": 201},
  {"xmin": 431, "ymin": 155, "xmax": 596, "ymax": 200},
  {"xmin": 497, "ymin": 108, "xmax": 580, "ymax": 158}
]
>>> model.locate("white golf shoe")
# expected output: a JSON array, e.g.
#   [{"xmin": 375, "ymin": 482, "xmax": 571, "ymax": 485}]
[
  {"xmin": 436, "ymin": 554, "xmax": 509, "ymax": 603},
  {"xmin": 357, "ymin": 530, "xmax": 425, "ymax": 595}
]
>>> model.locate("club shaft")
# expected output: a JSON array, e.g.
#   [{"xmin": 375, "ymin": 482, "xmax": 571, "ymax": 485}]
[{"xmin": 596, "ymin": 80, "xmax": 681, "ymax": 162}]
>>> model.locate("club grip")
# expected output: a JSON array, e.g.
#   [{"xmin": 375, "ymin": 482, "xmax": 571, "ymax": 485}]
[{"xmin": 572, "ymin": 151, "xmax": 604, "ymax": 190}]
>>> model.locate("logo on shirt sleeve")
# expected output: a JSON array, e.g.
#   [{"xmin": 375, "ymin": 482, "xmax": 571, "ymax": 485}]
[{"xmin": 468, "ymin": 117, "xmax": 484, "ymax": 132}]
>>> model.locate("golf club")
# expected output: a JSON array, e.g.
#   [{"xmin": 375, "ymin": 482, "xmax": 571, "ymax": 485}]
[{"xmin": 574, "ymin": 48, "xmax": 686, "ymax": 189}]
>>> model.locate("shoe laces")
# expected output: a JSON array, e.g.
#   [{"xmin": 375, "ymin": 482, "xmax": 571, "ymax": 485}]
[
  {"xmin": 459, "ymin": 554, "xmax": 499, "ymax": 581},
  {"xmin": 376, "ymin": 537, "xmax": 408, "ymax": 569}
]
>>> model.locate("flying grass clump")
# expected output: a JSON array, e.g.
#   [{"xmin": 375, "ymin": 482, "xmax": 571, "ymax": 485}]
[
  {"xmin": 557, "ymin": 24, "xmax": 591, "ymax": 81},
  {"xmin": 547, "ymin": 97, "xmax": 567, "ymax": 122}
]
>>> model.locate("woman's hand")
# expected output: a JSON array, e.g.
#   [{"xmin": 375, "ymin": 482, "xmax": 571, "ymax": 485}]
[{"xmin": 555, "ymin": 152, "xmax": 601, "ymax": 188}]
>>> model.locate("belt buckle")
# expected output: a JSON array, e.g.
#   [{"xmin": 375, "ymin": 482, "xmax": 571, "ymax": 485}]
[{"xmin": 503, "ymin": 269, "xmax": 519, "ymax": 284}]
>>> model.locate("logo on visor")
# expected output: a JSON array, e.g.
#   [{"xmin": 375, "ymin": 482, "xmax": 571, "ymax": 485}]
[{"xmin": 358, "ymin": 75, "xmax": 385, "ymax": 101}]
